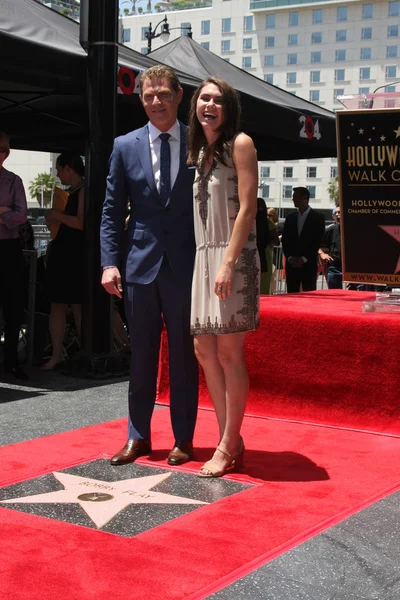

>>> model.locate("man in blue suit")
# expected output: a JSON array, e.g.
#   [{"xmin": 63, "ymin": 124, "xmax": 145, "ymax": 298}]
[{"xmin": 100, "ymin": 65, "xmax": 198, "ymax": 466}]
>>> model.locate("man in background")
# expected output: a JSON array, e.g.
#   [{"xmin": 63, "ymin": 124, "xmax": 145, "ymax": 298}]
[
  {"xmin": 0, "ymin": 131, "xmax": 28, "ymax": 380},
  {"xmin": 319, "ymin": 206, "xmax": 342, "ymax": 289},
  {"xmin": 282, "ymin": 186, "xmax": 325, "ymax": 293}
]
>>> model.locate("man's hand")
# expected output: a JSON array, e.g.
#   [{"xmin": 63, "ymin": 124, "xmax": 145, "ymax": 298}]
[
  {"xmin": 288, "ymin": 256, "xmax": 304, "ymax": 268},
  {"xmin": 319, "ymin": 251, "xmax": 333, "ymax": 264},
  {"xmin": 0, "ymin": 206, "xmax": 12, "ymax": 215},
  {"xmin": 101, "ymin": 267, "xmax": 123, "ymax": 298}
]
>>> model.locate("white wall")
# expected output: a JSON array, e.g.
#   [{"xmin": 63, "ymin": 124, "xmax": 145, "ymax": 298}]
[{"xmin": 5, "ymin": 150, "xmax": 53, "ymax": 207}]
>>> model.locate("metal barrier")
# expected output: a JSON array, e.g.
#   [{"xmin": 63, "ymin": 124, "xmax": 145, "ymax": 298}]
[
  {"xmin": 32, "ymin": 225, "xmax": 51, "ymax": 256},
  {"xmin": 269, "ymin": 245, "xmax": 328, "ymax": 295}
]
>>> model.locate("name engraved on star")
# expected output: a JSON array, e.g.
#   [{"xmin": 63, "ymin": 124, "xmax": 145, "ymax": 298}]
[
  {"xmin": 122, "ymin": 491, "xmax": 157, "ymax": 499},
  {"xmin": 78, "ymin": 481, "xmax": 116, "ymax": 491}
]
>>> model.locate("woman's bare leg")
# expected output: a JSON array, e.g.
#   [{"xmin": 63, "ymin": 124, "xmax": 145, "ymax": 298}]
[
  {"xmin": 194, "ymin": 334, "xmax": 226, "ymax": 441},
  {"xmin": 41, "ymin": 303, "xmax": 68, "ymax": 369}
]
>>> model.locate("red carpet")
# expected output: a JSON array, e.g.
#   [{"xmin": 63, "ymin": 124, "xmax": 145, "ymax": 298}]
[
  {"xmin": 158, "ymin": 290, "xmax": 400, "ymax": 435},
  {"xmin": 1, "ymin": 409, "xmax": 400, "ymax": 600}
]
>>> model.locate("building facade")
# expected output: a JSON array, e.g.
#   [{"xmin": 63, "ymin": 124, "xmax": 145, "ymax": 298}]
[{"xmin": 121, "ymin": 0, "xmax": 400, "ymax": 215}]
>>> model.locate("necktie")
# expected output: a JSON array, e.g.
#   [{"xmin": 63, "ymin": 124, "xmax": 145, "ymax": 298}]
[{"xmin": 159, "ymin": 133, "xmax": 171, "ymax": 205}]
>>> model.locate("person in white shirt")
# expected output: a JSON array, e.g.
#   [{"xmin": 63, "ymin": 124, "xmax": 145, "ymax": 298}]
[
  {"xmin": 282, "ymin": 186, "xmax": 325, "ymax": 293},
  {"xmin": 100, "ymin": 66, "xmax": 198, "ymax": 467}
]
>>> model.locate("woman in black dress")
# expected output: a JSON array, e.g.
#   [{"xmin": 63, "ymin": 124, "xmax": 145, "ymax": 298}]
[{"xmin": 41, "ymin": 152, "xmax": 84, "ymax": 370}]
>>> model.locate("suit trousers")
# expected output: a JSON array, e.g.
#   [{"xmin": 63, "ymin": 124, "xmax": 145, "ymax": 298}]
[
  {"xmin": 286, "ymin": 262, "xmax": 318, "ymax": 293},
  {"xmin": 0, "ymin": 239, "xmax": 24, "ymax": 369},
  {"xmin": 124, "ymin": 254, "xmax": 198, "ymax": 442}
]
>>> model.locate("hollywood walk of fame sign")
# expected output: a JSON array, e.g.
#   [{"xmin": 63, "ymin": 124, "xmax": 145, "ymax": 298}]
[
  {"xmin": 0, "ymin": 461, "xmax": 252, "ymax": 537},
  {"xmin": 336, "ymin": 108, "xmax": 400, "ymax": 285}
]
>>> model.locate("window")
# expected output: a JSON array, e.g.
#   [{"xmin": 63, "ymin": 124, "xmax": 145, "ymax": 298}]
[
  {"xmin": 331, "ymin": 166, "xmax": 338, "ymax": 178},
  {"xmin": 336, "ymin": 30, "xmax": 347, "ymax": 42},
  {"xmin": 310, "ymin": 71, "xmax": 321, "ymax": 83},
  {"xmin": 361, "ymin": 27, "xmax": 372, "ymax": 40},
  {"xmin": 362, "ymin": 3, "xmax": 373, "ymax": 18},
  {"xmin": 388, "ymin": 25, "xmax": 399, "ymax": 37},
  {"xmin": 386, "ymin": 65, "xmax": 397, "ymax": 78},
  {"xmin": 386, "ymin": 85, "xmax": 397, "ymax": 92},
  {"xmin": 243, "ymin": 38, "xmax": 253, "ymax": 50},
  {"xmin": 387, "ymin": 46, "xmax": 398, "ymax": 58},
  {"xmin": 242, "ymin": 56, "xmax": 252, "ymax": 69},
  {"xmin": 122, "ymin": 28, "xmax": 131, "ymax": 43},
  {"xmin": 334, "ymin": 88, "xmax": 344, "ymax": 101},
  {"xmin": 311, "ymin": 52, "xmax": 321, "ymax": 63},
  {"xmin": 283, "ymin": 167, "xmax": 293, "ymax": 178},
  {"xmin": 221, "ymin": 40, "xmax": 230, "ymax": 52},
  {"xmin": 265, "ymin": 36, "xmax": 275, "ymax": 48},
  {"xmin": 264, "ymin": 74, "xmax": 274, "ymax": 84},
  {"xmin": 287, "ymin": 72, "xmax": 297, "ymax": 84},
  {"xmin": 335, "ymin": 69, "xmax": 345, "ymax": 81},
  {"xmin": 266, "ymin": 14, "xmax": 276, "ymax": 28},
  {"xmin": 359, "ymin": 87, "xmax": 370, "ymax": 94},
  {"xmin": 222, "ymin": 18, "xmax": 231, "ymax": 33},
  {"xmin": 312, "ymin": 32, "xmax": 322, "ymax": 44},
  {"xmin": 313, "ymin": 9, "xmax": 323, "ymax": 24},
  {"xmin": 337, "ymin": 7, "xmax": 348, "ymax": 22},
  {"xmin": 201, "ymin": 42, "xmax": 210, "ymax": 50},
  {"xmin": 307, "ymin": 167, "xmax": 317, "ymax": 178},
  {"xmin": 244, "ymin": 16, "xmax": 253, "ymax": 32},
  {"xmin": 181, "ymin": 22, "xmax": 191, "ymax": 37},
  {"xmin": 264, "ymin": 55, "xmax": 274, "ymax": 67},
  {"xmin": 140, "ymin": 47, "xmax": 147, "ymax": 55},
  {"xmin": 336, "ymin": 49, "xmax": 346, "ymax": 61},
  {"xmin": 309, "ymin": 90, "xmax": 320, "ymax": 102},
  {"xmin": 288, "ymin": 53, "xmax": 298, "ymax": 65},
  {"xmin": 201, "ymin": 20, "xmax": 210, "ymax": 35},
  {"xmin": 360, "ymin": 67, "xmax": 371, "ymax": 80},
  {"xmin": 224, "ymin": 58, "xmax": 231, "ymax": 63},
  {"xmin": 289, "ymin": 11, "xmax": 299, "ymax": 27},
  {"xmin": 141, "ymin": 26, "xmax": 149, "ymax": 41},
  {"xmin": 283, "ymin": 185, "xmax": 293, "ymax": 199},
  {"xmin": 261, "ymin": 185, "xmax": 270, "ymax": 199},
  {"xmin": 360, "ymin": 48, "xmax": 371, "ymax": 60},
  {"xmin": 389, "ymin": 1, "xmax": 400, "ymax": 16},
  {"xmin": 308, "ymin": 186, "xmax": 316, "ymax": 199},
  {"xmin": 288, "ymin": 34, "xmax": 298, "ymax": 46},
  {"xmin": 260, "ymin": 166, "xmax": 270, "ymax": 178}
]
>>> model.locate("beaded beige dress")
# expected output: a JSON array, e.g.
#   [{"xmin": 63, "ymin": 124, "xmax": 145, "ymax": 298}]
[{"xmin": 190, "ymin": 150, "xmax": 260, "ymax": 335}]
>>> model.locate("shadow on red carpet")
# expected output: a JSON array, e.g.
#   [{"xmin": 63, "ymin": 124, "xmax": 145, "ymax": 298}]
[{"xmin": 1, "ymin": 409, "xmax": 400, "ymax": 600}]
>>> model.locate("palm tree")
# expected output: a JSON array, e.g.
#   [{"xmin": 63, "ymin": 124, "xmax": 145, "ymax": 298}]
[
  {"xmin": 28, "ymin": 173, "xmax": 58, "ymax": 207},
  {"xmin": 327, "ymin": 176, "xmax": 339, "ymax": 206}
]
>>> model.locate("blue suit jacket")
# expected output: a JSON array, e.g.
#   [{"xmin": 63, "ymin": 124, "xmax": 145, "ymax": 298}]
[{"xmin": 100, "ymin": 122, "xmax": 196, "ymax": 285}]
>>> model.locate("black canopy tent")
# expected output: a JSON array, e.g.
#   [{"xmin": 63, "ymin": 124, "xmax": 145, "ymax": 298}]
[
  {"xmin": 150, "ymin": 36, "xmax": 337, "ymax": 160},
  {"xmin": 1, "ymin": 0, "xmax": 337, "ymax": 160},
  {"xmin": 0, "ymin": 0, "xmax": 201, "ymax": 153}
]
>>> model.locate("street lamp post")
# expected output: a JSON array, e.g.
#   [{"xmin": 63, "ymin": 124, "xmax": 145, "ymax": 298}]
[{"xmin": 145, "ymin": 16, "xmax": 193, "ymax": 53}]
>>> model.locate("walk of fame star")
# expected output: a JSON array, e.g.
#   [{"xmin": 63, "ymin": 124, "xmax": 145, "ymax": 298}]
[
  {"xmin": 379, "ymin": 226, "xmax": 400, "ymax": 273},
  {"xmin": 1, "ymin": 471, "xmax": 207, "ymax": 529}
]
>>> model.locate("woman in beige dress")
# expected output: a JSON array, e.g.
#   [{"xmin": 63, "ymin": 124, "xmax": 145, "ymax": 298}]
[{"xmin": 188, "ymin": 77, "xmax": 260, "ymax": 477}]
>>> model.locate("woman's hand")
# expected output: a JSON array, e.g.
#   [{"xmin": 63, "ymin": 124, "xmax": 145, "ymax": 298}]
[{"xmin": 215, "ymin": 263, "xmax": 235, "ymax": 300}]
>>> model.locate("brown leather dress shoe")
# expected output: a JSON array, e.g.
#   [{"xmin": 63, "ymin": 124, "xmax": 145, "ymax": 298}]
[
  {"xmin": 167, "ymin": 441, "xmax": 194, "ymax": 466},
  {"xmin": 110, "ymin": 439, "xmax": 152, "ymax": 466}
]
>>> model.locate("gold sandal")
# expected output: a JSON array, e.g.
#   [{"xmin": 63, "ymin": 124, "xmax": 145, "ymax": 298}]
[{"xmin": 198, "ymin": 438, "xmax": 244, "ymax": 478}]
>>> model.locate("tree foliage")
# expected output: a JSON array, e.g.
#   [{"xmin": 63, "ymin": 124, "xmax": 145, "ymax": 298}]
[
  {"xmin": 327, "ymin": 176, "xmax": 339, "ymax": 205},
  {"xmin": 28, "ymin": 173, "xmax": 58, "ymax": 207}
]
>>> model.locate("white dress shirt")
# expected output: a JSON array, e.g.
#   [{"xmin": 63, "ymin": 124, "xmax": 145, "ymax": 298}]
[
  {"xmin": 148, "ymin": 120, "xmax": 181, "ymax": 193},
  {"xmin": 297, "ymin": 205, "xmax": 311, "ymax": 237}
]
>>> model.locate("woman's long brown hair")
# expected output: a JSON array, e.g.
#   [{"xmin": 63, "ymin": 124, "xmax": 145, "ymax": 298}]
[{"xmin": 187, "ymin": 76, "xmax": 241, "ymax": 166}]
